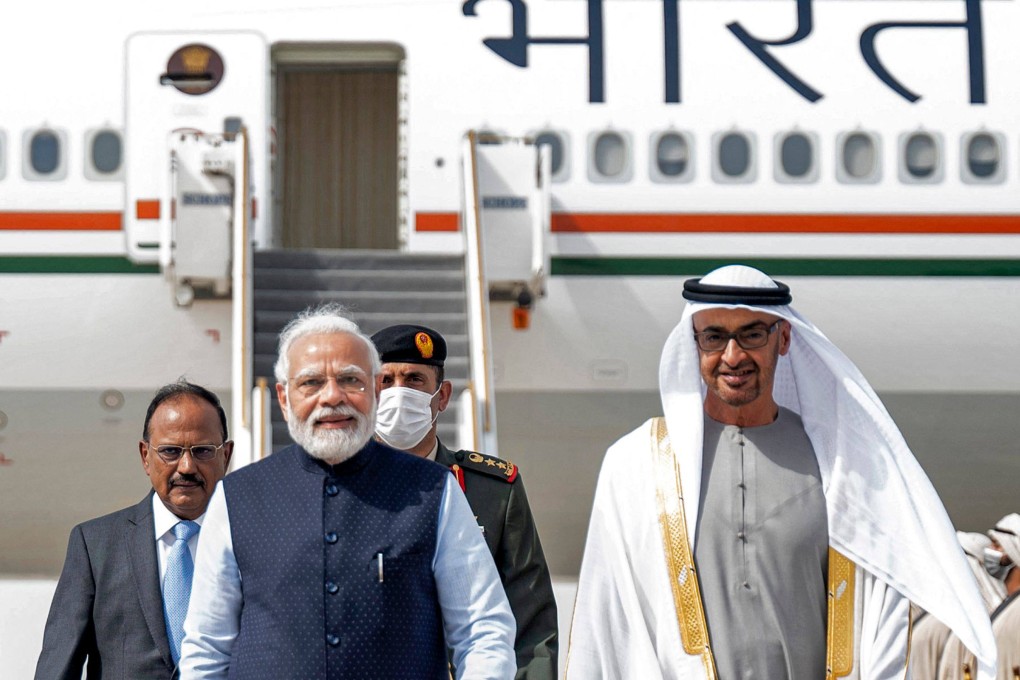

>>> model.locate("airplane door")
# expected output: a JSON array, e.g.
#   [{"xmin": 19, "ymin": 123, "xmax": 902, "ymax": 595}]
[
  {"xmin": 125, "ymin": 32, "xmax": 268, "ymax": 263},
  {"xmin": 275, "ymin": 55, "xmax": 401, "ymax": 250}
]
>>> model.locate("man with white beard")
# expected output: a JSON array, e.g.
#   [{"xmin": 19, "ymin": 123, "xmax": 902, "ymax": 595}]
[{"xmin": 179, "ymin": 305, "xmax": 516, "ymax": 679}]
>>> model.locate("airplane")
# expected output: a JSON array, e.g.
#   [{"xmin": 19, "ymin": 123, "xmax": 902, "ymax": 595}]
[{"xmin": 1, "ymin": 0, "xmax": 1018, "ymax": 674}]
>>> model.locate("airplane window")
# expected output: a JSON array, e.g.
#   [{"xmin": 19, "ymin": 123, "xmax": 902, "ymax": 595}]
[
  {"xmin": 840, "ymin": 133, "xmax": 879, "ymax": 182},
  {"xmin": 91, "ymin": 130, "xmax": 122, "ymax": 175},
  {"xmin": 535, "ymin": 131, "xmax": 566, "ymax": 179},
  {"xmin": 30, "ymin": 131, "xmax": 60, "ymax": 175},
  {"xmin": 718, "ymin": 133, "xmax": 751, "ymax": 178},
  {"xmin": 780, "ymin": 133, "xmax": 813, "ymax": 178},
  {"xmin": 966, "ymin": 133, "xmax": 1000, "ymax": 179},
  {"xmin": 904, "ymin": 133, "xmax": 939, "ymax": 180},
  {"xmin": 594, "ymin": 131, "xmax": 627, "ymax": 178},
  {"xmin": 656, "ymin": 133, "xmax": 689, "ymax": 177},
  {"xmin": 24, "ymin": 128, "xmax": 68, "ymax": 180}
]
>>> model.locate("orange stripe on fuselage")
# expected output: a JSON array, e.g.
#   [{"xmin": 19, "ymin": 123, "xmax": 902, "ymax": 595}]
[
  {"xmin": 136, "ymin": 200, "xmax": 160, "ymax": 220},
  {"xmin": 0, "ymin": 212, "xmax": 122, "ymax": 231},
  {"xmin": 4, "ymin": 210, "xmax": 1018, "ymax": 235},
  {"xmin": 415, "ymin": 211, "xmax": 1020, "ymax": 234},
  {"xmin": 415, "ymin": 212, "xmax": 460, "ymax": 232}
]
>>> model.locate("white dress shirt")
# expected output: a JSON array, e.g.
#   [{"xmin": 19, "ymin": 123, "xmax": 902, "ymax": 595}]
[
  {"xmin": 151, "ymin": 494, "xmax": 205, "ymax": 590},
  {"xmin": 180, "ymin": 472, "xmax": 515, "ymax": 679}
]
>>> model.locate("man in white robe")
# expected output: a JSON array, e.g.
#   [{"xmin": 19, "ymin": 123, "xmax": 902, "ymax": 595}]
[
  {"xmin": 912, "ymin": 533, "xmax": 1004, "ymax": 680},
  {"xmin": 566, "ymin": 265, "xmax": 996, "ymax": 679},
  {"xmin": 939, "ymin": 515, "xmax": 1020, "ymax": 680}
]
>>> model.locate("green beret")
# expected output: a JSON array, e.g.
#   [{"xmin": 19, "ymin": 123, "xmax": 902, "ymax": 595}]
[{"xmin": 370, "ymin": 324, "xmax": 446, "ymax": 367}]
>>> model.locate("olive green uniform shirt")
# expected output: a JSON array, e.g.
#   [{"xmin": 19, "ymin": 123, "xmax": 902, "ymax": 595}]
[{"xmin": 436, "ymin": 440, "xmax": 558, "ymax": 680}]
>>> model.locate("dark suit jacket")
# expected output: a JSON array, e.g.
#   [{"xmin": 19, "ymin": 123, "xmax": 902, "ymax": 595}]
[
  {"xmin": 35, "ymin": 492, "xmax": 176, "ymax": 679},
  {"xmin": 436, "ymin": 441, "xmax": 558, "ymax": 680}
]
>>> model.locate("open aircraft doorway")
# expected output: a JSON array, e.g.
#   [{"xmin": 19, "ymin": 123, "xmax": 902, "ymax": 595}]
[{"xmin": 273, "ymin": 44, "xmax": 405, "ymax": 250}]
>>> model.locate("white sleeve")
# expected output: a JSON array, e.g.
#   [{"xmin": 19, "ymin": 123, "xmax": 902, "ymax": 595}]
[
  {"xmin": 858, "ymin": 569, "xmax": 913, "ymax": 680},
  {"xmin": 179, "ymin": 482, "xmax": 242, "ymax": 679},
  {"xmin": 433, "ymin": 474, "xmax": 516, "ymax": 680},
  {"xmin": 565, "ymin": 431, "xmax": 677, "ymax": 680}
]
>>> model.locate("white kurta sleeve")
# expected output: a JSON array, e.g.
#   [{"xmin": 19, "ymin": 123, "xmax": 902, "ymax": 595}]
[
  {"xmin": 179, "ymin": 483, "xmax": 241, "ymax": 679},
  {"xmin": 433, "ymin": 474, "xmax": 516, "ymax": 680}
]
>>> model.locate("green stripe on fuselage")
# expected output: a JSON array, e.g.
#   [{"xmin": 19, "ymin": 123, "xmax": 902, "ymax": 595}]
[
  {"xmin": 0, "ymin": 256, "xmax": 160, "ymax": 274},
  {"xmin": 550, "ymin": 257, "xmax": 1020, "ymax": 277}
]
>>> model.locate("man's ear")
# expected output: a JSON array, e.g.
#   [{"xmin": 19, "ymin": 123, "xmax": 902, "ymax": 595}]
[
  {"xmin": 778, "ymin": 320, "xmax": 792, "ymax": 356},
  {"xmin": 139, "ymin": 441, "xmax": 152, "ymax": 476},
  {"xmin": 437, "ymin": 380, "xmax": 453, "ymax": 412},
  {"xmin": 276, "ymin": 382, "xmax": 290, "ymax": 422}
]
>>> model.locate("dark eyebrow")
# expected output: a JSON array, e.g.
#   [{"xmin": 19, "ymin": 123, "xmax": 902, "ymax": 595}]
[{"xmin": 695, "ymin": 321, "xmax": 773, "ymax": 333}]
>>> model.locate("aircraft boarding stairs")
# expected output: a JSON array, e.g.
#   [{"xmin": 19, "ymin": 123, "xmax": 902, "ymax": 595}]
[{"xmin": 253, "ymin": 249, "xmax": 470, "ymax": 452}]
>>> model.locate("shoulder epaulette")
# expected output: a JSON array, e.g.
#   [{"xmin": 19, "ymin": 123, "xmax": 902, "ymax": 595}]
[{"xmin": 453, "ymin": 450, "xmax": 519, "ymax": 483}]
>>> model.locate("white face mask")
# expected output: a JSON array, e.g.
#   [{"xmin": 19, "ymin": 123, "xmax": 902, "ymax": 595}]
[
  {"xmin": 984, "ymin": 547, "xmax": 1013, "ymax": 581},
  {"xmin": 375, "ymin": 385, "xmax": 440, "ymax": 450}
]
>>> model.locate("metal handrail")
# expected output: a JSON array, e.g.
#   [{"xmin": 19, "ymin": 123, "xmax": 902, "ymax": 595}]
[
  {"xmin": 230, "ymin": 127, "xmax": 257, "ymax": 469},
  {"xmin": 251, "ymin": 377, "xmax": 272, "ymax": 463},
  {"xmin": 460, "ymin": 131, "xmax": 499, "ymax": 455}
]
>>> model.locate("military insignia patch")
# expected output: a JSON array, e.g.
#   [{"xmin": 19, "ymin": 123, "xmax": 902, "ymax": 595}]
[
  {"xmin": 415, "ymin": 332, "xmax": 434, "ymax": 359},
  {"xmin": 459, "ymin": 451, "xmax": 519, "ymax": 483}
]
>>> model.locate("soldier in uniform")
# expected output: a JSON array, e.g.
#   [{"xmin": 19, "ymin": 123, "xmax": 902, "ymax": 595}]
[{"xmin": 371, "ymin": 324, "xmax": 558, "ymax": 680}]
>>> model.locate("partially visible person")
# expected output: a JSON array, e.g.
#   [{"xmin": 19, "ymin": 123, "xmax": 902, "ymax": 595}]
[
  {"xmin": 35, "ymin": 381, "xmax": 233, "ymax": 679},
  {"xmin": 371, "ymin": 323, "xmax": 558, "ymax": 680},
  {"xmin": 962, "ymin": 531, "xmax": 1010, "ymax": 613},
  {"xmin": 940, "ymin": 515, "xmax": 1020, "ymax": 680},
  {"xmin": 180, "ymin": 305, "xmax": 515, "ymax": 679},
  {"xmin": 913, "ymin": 532, "xmax": 1006, "ymax": 679}
]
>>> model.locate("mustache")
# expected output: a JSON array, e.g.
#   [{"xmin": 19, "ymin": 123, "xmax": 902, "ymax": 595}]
[
  {"xmin": 312, "ymin": 405, "xmax": 362, "ymax": 421},
  {"xmin": 169, "ymin": 473, "xmax": 204, "ymax": 487}
]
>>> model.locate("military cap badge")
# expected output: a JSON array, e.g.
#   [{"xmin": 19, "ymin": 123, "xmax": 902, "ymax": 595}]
[{"xmin": 415, "ymin": 332, "xmax": 434, "ymax": 359}]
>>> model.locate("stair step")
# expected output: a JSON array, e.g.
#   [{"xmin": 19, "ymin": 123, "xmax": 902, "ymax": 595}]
[
  {"xmin": 254, "ymin": 290, "xmax": 466, "ymax": 314},
  {"xmin": 255, "ymin": 249, "xmax": 463, "ymax": 271},
  {"xmin": 255, "ymin": 269, "xmax": 464, "ymax": 292},
  {"xmin": 254, "ymin": 311, "xmax": 468, "ymax": 335}
]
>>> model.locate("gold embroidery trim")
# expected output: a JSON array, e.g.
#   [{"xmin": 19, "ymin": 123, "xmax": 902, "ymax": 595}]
[
  {"xmin": 903, "ymin": 605, "xmax": 913, "ymax": 679},
  {"xmin": 826, "ymin": 548, "xmax": 856, "ymax": 679},
  {"xmin": 651, "ymin": 417, "xmax": 717, "ymax": 679}
]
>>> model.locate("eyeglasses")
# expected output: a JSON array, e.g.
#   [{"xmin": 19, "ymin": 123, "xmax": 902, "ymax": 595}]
[
  {"xmin": 693, "ymin": 321, "xmax": 781, "ymax": 352},
  {"xmin": 148, "ymin": 442, "xmax": 228, "ymax": 463},
  {"xmin": 290, "ymin": 373, "xmax": 369, "ymax": 398}
]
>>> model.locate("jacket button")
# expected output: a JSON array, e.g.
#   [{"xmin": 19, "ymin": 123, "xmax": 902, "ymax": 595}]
[
  {"xmin": 325, "ymin": 581, "xmax": 339, "ymax": 594},
  {"xmin": 325, "ymin": 484, "xmax": 339, "ymax": 496},
  {"xmin": 326, "ymin": 633, "xmax": 340, "ymax": 647},
  {"xmin": 324, "ymin": 531, "xmax": 338, "ymax": 544}
]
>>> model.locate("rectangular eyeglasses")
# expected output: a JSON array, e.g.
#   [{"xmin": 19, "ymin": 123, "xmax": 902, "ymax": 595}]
[{"xmin": 693, "ymin": 320, "xmax": 781, "ymax": 352}]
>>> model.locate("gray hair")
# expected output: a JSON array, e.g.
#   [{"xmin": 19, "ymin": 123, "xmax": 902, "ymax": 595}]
[{"xmin": 273, "ymin": 303, "xmax": 382, "ymax": 384}]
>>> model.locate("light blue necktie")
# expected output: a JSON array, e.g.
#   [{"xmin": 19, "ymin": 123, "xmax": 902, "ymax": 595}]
[{"xmin": 163, "ymin": 520, "xmax": 200, "ymax": 665}]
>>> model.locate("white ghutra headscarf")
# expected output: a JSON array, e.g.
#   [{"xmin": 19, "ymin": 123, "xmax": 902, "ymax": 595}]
[
  {"xmin": 659, "ymin": 265, "xmax": 996, "ymax": 677},
  {"xmin": 958, "ymin": 531, "xmax": 1007, "ymax": 613},
  {"xmin": 990, "ymin": 513, "xmax": 1020, "ymax": 576}
]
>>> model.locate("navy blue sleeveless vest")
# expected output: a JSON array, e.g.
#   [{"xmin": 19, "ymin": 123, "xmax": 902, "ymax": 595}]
[{"xmin": 221, "ymin": 440, "xmax": 449, "ymax": 679}]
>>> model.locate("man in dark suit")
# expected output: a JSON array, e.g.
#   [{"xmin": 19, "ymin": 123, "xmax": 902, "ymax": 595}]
[
  {"xmin": 34, "ymin": 381, "xmax": 233, "ymax": 679},
  {"xmin": 371, "ymin": 324, "xmax": 558, "ymax": 680}
]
